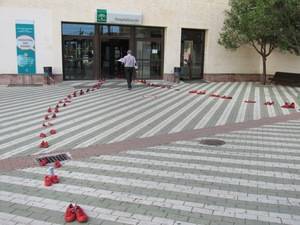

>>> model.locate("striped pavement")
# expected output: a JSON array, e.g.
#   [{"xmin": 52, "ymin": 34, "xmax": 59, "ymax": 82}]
[
  {"xmin": 0, "ymin": 80, "xmax": 299, "ymax": 158},
  {"xmin": 0, "ymin": 119, "xmax": 300, "ymax": 224}
]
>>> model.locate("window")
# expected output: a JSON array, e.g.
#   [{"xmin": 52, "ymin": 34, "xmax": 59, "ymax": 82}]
[
  {"xmin": 136, "ymin": 27, "xmax": 163, "ymax": 38},
  {"xmin": 62, "ymin": 23, "xmax": 95, "ymax": 36}
]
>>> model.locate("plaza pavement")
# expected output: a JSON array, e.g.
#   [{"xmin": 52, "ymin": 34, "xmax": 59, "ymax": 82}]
[{"xmin": 0, "ymin": 80, "xmax": 300, "ymax": 225}]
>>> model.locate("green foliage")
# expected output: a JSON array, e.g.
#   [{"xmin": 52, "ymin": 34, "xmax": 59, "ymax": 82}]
[{"xmin": 219, "ymin": 0, "xmax": 300, "ymax": 56}]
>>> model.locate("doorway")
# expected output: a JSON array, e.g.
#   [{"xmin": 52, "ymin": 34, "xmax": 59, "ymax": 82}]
[
  {"xmin": 180, "ymin": 29, "xmax": 205, "ymax": 80},
  {"xmin": 101, "ymin": 39, "xmax": 129, "ymax": 79}
]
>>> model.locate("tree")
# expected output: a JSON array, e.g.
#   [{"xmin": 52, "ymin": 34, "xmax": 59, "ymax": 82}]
[{"xmin": 218, "ymin": 0, "xmax": 300, "ymax": 84}]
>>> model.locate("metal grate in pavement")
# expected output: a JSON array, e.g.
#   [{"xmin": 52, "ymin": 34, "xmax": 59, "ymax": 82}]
[
  {"xmin": 36, "ymin": 152, "xmax": 71, "ymax": 163},
  {"xmin": 199, "ymin": 139, "xmax": 226, "ymax": 146}
]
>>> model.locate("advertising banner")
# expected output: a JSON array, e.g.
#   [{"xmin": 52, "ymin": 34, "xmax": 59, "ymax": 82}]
[{"xmin": 16, "ymin": 21, "xmax": 36, "ymax": 74}]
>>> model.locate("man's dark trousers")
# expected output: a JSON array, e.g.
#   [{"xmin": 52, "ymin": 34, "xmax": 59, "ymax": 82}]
[{"xmin": 125, "ymin": 67, "xmax": 134, "ymax": 89}]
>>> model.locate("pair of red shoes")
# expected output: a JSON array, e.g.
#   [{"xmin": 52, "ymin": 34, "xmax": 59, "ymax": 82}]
[
  {"xmin": 210, "ymin": 94, "xmax": 220, "ymax": 98},
  {"xmin": 264, "ymin": 101, "xmax": 274, "ymax": 106},
  {"xmin": 281, "ymin": 102, "xmax": 295, "ymax": 109},
  {"xmin": 65, "ymin": 204, "xmax": 88, "ymax": 223},
  {"xmin": 42, "ymin": 122, "xmax": 53, "ymax": 127},
  {"xmin": 39, "ymin": 129, "xmax": 56, "ymax": 138},
  {"xmin": 40, "ymin": 141, "xmax": 49, "ymax": 148},
  {"xmin": 44, "ymin": 175, "xmax": 59, "ymax": 186}
]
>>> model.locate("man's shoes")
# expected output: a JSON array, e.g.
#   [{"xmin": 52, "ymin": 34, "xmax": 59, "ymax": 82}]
[
  {"xmin": 64, "ymin": 204, "xmax": 76, "ymax": 223},
  {"xmin": 75, "ymin": 205, "xmax": 88, "ymax": 223}
]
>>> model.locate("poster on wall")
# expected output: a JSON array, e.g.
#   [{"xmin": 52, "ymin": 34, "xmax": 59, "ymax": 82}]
[{"xmin": 16, "ymin": 20, "xmax": 36, "ymax": 74}]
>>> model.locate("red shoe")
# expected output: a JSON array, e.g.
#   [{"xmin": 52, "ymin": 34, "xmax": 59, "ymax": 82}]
[
  {"xmin": 63, "ymin": 103, "xmax": 67, "ymax": 107},
  {"xmin": 54, "ymin": 108, "xmax": 59, "ymax": 113},
  {"xmin": 197, "ymin": 91, "xmax": 206, "ymax": 95},
  {"xmin": 44, "ymin": 115, "xmax": 49, "ymax": 120},
  {"xmin": 64, "ymin": 204, "xmax": 76, "ymax": 223},
  {"xmin": 80, "ymin": 90, "xmax": 84, "ymax": 95},
  {"xmin": 59, "ymin": 100, "xmax": 63, "ymax": 104},
  {"xmin": 281, "ymin": 102, "xmax": 290, "ymax": 108},
  {"xmin": 39, "ymin": 159, "xmax": 48, "ymax": 167},
  {"xmin": 290, "ymin": 103, "xmax": 295, "ymax": 109},
  {"xmin": 51, "ymin": 175, "xmax": 59, "ymax": 184},
  {"xmin": 50, "ymin": 129, "xmax": 57, "ymax": 135},
  {"xmin": 52, "ymin": 113, "xmax": 57, "ymax": 119},
  {"xmin": 55, "ymin": 104, "xmax": 60, "ymax": 109},
  {"xmin": 67, "ymin": 94, "xmax": 72, "ymax": 99},
  {"xmin": 189, "ymin": 90, "xmax": 197, "ymax": 94},
  {"xmin": 39, "ymin": 141, "xmax": 49, "ymax": 148},
  {"xmin": 44, "ymin": 175, "xmax": 52, "ymax": 187},
  {"xmin": 86, "ymin": 89, "xmax": 90, "ymax": 93},
  {"xmin": 47, "ymin": 107, "xmax": 52, "ymax": 113},
  {"xmin": 39, "ymin": 133, "xmax": 47, "ymax": 138},
  {"xmin": 210, "ymin": 94, "xmax": 220, "ymax": 97},
  {"xmin": 75, "ymin": 205, "xmax": 88, "ymax": 223},
  {"xmin": 54, "ymin": 160, "xmax": 62, "ymax": 168}
]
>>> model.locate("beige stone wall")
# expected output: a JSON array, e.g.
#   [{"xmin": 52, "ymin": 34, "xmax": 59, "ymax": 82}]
[{"xmin": 0, "ymin": 0, "xmax": 299, "ymax": 77}]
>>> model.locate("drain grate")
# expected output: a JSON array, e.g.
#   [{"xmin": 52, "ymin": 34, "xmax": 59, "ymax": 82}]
[
  {"xmin": 199, "ymin": 139, "xmax": 226, "ymax": 146},
  {"xmin": 36, "ymin": 153, "xmax": 71, "ymax": 163}
]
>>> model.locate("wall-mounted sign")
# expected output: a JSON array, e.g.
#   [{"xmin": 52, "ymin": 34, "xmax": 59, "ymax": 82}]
[
  {"xmin": 16, "ymin": 21, "xmax": 36, "ymax": 74},
  {"xmin": 97, "ymin": 9, "xmax": 142, "ymax": 25}
]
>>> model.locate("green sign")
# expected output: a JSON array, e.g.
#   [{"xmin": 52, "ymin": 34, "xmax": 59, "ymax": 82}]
[
  {"xmin": 97, "ymin": 9, "xmax": 107, "ymax": 23},
  {"xmin": 16, "ymin": 22, "xmax": 36, "ymax": 74}
]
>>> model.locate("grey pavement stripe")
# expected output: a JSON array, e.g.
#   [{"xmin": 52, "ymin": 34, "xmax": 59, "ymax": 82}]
[
  {"xmin": 0, "ymin": 88, "xmax": 110, "ymax": 124},
  {"xmin": 0, "ymin": 86, "xmax": 153, "ymax": 142},
  {"xmin": 215, "ymin": 82, "xmax": 248, "ymax": 126},
  {"xmin": 64, "ymin": 160, "xmax": 300, "ymax": 191},
  {"xmin": 177, "ymin": 140, "xmax": 300, "ymax": 154},
  {"xmin": 139, "ymin": 82, "xmax": 220, "ymax": 138},
  {"xmin": 264, "ymin": 124, "xmax": 300, "ymax": 129},
  {"xmin": 22, "ymin": 167, "xmax": 300, "ymax": 207},
  {"xmin": 194, "ymin": 82, "xmax": 240, "ymax": 129},
  {"xmin": 0, "ymin": 88, "xmax": 128, "ymax": 142},
  {"xmin": 169, "ymin": 83, "xmax": 225, "ymax": 133},
  {"xmin": 0, "ymin": 190, "xmax": 197, "ymax": 225},
  {"xmin": 0, "ymin": 89, "xmax": 72, "ymax": 116},
  {"xmin": 125, "ymin": 150, "xmax": 300, "ymax": 170},
  {"xmin": 148, "ymin": 145, "xmax": 300, "ymax": 161},
  {"xmin": 73, "ymin": 83, "xmax": 203, "ymax": 148},
  {"xmin": 93, "ymin": 155, "xmax": 300, "ymax": 180},
  {"xmin": 253, "ymin": 85, "xmax": 261, "ymax": 119},
  {"xmin": 0, "ymin": 212, "xmax": 62, "ymax": 225},
  {"xmin": 234, "ymin": 82, "xmax": 253, "ymax": 123},
  {"xmin": 0, "ymin": 86, "xmax": 163, "ymax": 158},
  {"xmin": 112, "ymin": 82, "xmax": 224, "ymax": 141},
  {"xmin": 1, "ymin": 175, "xmax": 298, "ymax": 225},
  {"xmin": 215, "ymin": 133, "xmax": 300, "ymax": 143},
  {"xmin": 226, "ymin": 129, "xmax": 300, "ymax": 138}
]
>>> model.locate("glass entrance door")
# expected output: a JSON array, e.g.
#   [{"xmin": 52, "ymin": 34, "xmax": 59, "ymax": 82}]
[
  {"xmin": 180, "ymin": 29, "xmax": 205, "ymax": 80},
  {"xmin": 101, "ymin": 39, "xmax": 129, "ymax": 79},
  {"xmin": 63, "ymin": 38, "xmax": 95, "ymax": 80}
]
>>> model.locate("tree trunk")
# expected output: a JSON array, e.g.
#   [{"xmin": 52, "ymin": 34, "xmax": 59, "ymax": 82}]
[{"xmin": 262, "ymin": 55, "xmax": 267, "ymax": 85}]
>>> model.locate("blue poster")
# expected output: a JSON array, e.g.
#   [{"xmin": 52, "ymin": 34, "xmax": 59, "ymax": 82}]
[{"xmin": 16, "ymin": 21, "xmax": 36, "ymax": 74}]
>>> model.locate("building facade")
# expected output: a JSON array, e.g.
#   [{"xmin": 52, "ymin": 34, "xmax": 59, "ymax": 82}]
[{"xmin": 0, "ymin": 0, "xmax": 299, "ymax": 84}]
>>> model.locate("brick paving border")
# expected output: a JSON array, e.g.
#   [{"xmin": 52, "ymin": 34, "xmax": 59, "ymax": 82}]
[{"xmin": 0, "ymin": 112, "xmax": 299, "ymax": 172}]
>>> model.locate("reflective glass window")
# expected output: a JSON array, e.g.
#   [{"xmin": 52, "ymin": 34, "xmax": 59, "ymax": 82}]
[
  {"xmin": 62, "ymin": 23, "xmax": 95, "ymax": 36},
  {"xmin": 136, "ymin": 27, "xmax": 163, "ymax": 38}
]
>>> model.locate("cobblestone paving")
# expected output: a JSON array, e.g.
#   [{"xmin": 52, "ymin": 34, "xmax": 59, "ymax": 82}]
[
  {"xmin": 0, "ymin": 80, "xmax": 299, "ymax": 158},
  {"xmin": 0, "ymin": 119, "xmax": 300, "ymax": 225}
]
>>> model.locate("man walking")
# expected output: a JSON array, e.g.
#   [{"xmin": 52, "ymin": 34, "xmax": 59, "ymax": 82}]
[{"xmin": 119, "ymin": 50, "xmax": 137, "ymax": 90}]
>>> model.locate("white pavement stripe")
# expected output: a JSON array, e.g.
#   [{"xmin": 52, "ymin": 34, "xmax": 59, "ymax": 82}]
[
  {"xmin": 74, "ymin": 83, "xmax": 197, "ymax": 148},
  {"xmin": 0, "ymin": 190, "xmax": 198, "ymax": 225},
  {"xmin": 126, "ymin": 150, "xmax": 300, "ymax": 170},
  {"xmin": 247, "ymin": 127, "xmax": 300, "ymax": 133},
  {"xmin": 1, "ymin": 175, "xmax": 298, "ymax": 225},
  {"xmin": 264, "ymin": 124, "xmax": 300, "ymax": 129},
  {"xmin": 235, "ymin": 82, "xmax": 253, "ymax": 123},
  {"xmin": 0, "ymin": 211, "xmax": 62, "ymax": 225},
  {"xmin": 149, "ymin": 145, "xmax": 300, "ymax": 161},
  {"xmin": 170, "ymin": 82, "xmax": 226, "ymax": 133},
  {"xmin": 253, "ymin": 86, "xmax": 262, "ymax": 120},
  {"xmin": 215, "ymin": 82, "xmax": 247, "ymax": 126},
  {"xmin": 195, "ymin": 82, "xmax": 240, "ymax": 129},
  {"xmin": 22, "ymin": 167, "xmax": 300, "ymax": 207},
  {"xmin": 0, "ymin": 87, "xmax": 152, "ymax": 147},
  {"xmin": 140, "ymin": 82, "xmax": 219, "ymax": 138},
  {"xmin": 262, "ymin": 87, "xmax": 276, "ymax": 117},
  {"xmin": 0, "ymin": 87, "xmax": 162, "ymax": 159},
  {"xmin": 226, "ymin": 130, "xmax": 300, "ymax": 138},
  {"xmin": 177, "ymin": 140, "xmax": 300, "ymax": 154},
  {"xmin": 65, "ymin": 160, "xmax": 300, "ymax": 191},
  {"xmin": 94, "ymin": 155, "xmax": 300, "ymax": 180}
]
